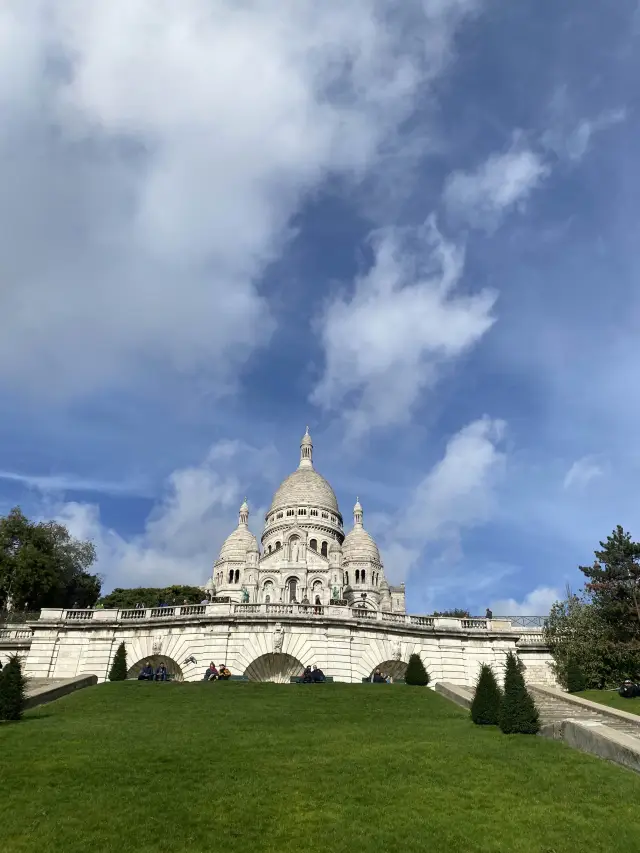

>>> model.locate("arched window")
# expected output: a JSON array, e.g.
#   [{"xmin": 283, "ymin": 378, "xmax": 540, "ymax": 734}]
[
  {"xmin": 268, "ymin": 544, "xmax": 272, "ymax": 553},
  {"xmin": 234, "ymin": 569, "xmax": 240, "ymax": 583},
  {"xmin": 345, "ymin": 571, "xmax": 349, "ymax": 585},
  {"xmin": 228, "ymin": 569, "xmax": 233, "ymax": 583},
  {"xmin": 361, "ymin": 570, "xmax": 366, "ymax": 583},
  {"xmin": 315, "ymin": 596, "xmax": 321, "ymax": 606},
  {"xmin": 263, "ymin": 581, "xmax": 273, "ymax": 604},
  {"xmin": 309, "ymin": 539, "xmax": 317, "ymax": 551},
  {"xmin": 275, "ymin": 541, "xmax": 281, "ymax": 550},
  {"xmin": 287, "ymin": 578, "xmax": 298, "ymax": 603},
  {"xmin": 355, "ymin": 569, "xmax": 360, "ymax": 583},
  {"xmin": 321, "ymin": 541, "xmax": 328, "ymax": 557}
]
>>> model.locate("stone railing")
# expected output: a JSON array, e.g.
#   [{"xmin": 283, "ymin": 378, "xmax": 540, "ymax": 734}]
[
  {"xmin": 33, "ymin": 606, "xmax": 547, "ymax": 639},
  {"xmin": 0, "ymin": 627, "xmax": 34, "ymax": 641}
]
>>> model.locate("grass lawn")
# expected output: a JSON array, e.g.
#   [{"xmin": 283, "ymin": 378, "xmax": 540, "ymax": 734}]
[
  {"xmin": 577, "ymin": 689, "xmax": 640, "ymax": 716},
  {"xmin": 2, "ymin": 684, "xmax": 640, "ymax": 853}
]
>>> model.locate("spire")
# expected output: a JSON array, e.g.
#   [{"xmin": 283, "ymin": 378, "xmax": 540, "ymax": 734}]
[
  {"xmin": 353, "ymin": 497, "xmax": 363, "ymax": 527},
  {"xmin": 239, "ymin": 498, "xmax": 249, "ymax": 526},
  {"xmin": 299, "ymin": 426, "xmax": 313, "ymax": 469}
]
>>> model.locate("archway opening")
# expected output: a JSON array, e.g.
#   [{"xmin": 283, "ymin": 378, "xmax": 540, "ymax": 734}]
[
  {"xmin": 127, "ymin": 654, "xmax": 184, "ymax": 682},
  {"xmin": 244, "ymin": 652, "xmax": 305, "ymax": 683},
  {"xmin": 369, "ymin": 659, "xmax": 407, "ymax": 683}
]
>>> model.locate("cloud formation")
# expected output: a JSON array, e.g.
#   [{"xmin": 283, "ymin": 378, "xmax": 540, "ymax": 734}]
[
  {"xmin": 490, "ymin": 586, "xmax": 561, "ymax": 617},
  {"xmin": 51, "ymin": 440, "xmax": 276, "ymax": 590},
  {"xmin": 377, "ymin": 416, "xmax": 507, "ymax": 584},
  {"xmin": 0, "ymin": 0, "xmax": 480, "ymax": 401},
  {"xmin": 312, "ymin": 220, "xmax": 496, "ymax": 434},
  {"xmin": 563, "ymin": 456, "xmax": 604, "ymax": 491},
  {"xmin": 443, "ymin": 140, "xmax": 549, "ymax": 230}
]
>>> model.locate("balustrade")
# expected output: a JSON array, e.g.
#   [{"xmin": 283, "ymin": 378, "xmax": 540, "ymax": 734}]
[
  {"xmin": 461, "ymin": 619, "xmax": 487, "ymax": 629},
  {"xmin": 65, "ymin": 610, "xmax": 94, "ymax": 621},
  {"xmin": 409, "ymin": 616, "xmax": 435, "ymax": 627}
]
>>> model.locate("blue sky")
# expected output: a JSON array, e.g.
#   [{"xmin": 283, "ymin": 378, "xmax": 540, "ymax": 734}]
[{"xmin": 1, "ymin": 1, "xmax": 639, "ymax": 615}]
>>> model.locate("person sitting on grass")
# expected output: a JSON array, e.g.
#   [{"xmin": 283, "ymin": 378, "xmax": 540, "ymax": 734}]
[
  {"xmin": 218, "ymin": 664, "xmax": 231, "ymax": 680},
  {"xmin": 138, "ymin": 661, "xmax": 154, "ymax": 681},
  {"xmin": 312, "ymin": 664, "xmax": 326, "ymax": 682},
  {"xmin": 155, "ymin": 663, "xmax": 168, "ymax": 682},
  {"xmin": 372, "ymin": 669, "xmax": 386, "ymax": 683}
]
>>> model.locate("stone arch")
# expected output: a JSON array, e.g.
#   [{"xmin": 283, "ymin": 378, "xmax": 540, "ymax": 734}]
[
  {"xmin": 369, "ymin": 659, "xmax": 407, "ymax": 682},
  {"xmin": 285, "ymin": 575, "xmax": 300, "ymax": 603},
  {"xmin": 127, "ymin": 654, "xmax": 184, "ymax": 682},
  {"xmin": 244, "ymin": 652, "xmax": 305, "ymax": 683}
]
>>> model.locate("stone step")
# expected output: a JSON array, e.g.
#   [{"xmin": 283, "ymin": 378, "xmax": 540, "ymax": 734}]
[{"xmin": 530, "ymin": 686, "xmax": 640, "ymax": 741}]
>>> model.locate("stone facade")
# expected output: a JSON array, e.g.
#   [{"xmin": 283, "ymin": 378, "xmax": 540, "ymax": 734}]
[{"xmin": 21, "ymin": 605, "xmax": 556, "ymax": 686}]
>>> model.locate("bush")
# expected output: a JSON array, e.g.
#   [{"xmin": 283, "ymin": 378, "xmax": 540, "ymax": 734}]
[
  {"xmin": 109, "ymin": 642, "xmax": 128, "ymax": 682},
  {"xmin": 499, "ymin": 652, "xmax": 539, "ymax": 734},
  {"xmin": 0, "ymin": 654, "xmax": 27, "ymax": 721},
  {"xmin": 566, "ymin": 659, "xmax": 587, "ymax": 693},
  {"xmin": 405, "ymin": 653, "xmax": 430, "ymax": 686},
  {"xmin": 470, "ymin": 663, "xmax": 502, "ymax": 725}
]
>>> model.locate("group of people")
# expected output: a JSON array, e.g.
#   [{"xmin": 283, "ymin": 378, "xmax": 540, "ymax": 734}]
[
  {"xmin": 138, "ymin": 661, "xmax": 170, "ymax": 681},
  {"xmin": 203, "ymin": 662, "xmax": 232, "ymax": 681},
  {"xmin": 371, "ymin": 669, "xmax": 392, "ymax": 683},
  {"xmin": 300, "ymin": 665, "xmax": 326, "ymax": 683}
]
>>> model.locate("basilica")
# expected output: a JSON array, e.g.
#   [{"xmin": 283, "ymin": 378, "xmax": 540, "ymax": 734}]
[{"xmin": 207, "ymin": 428, "xmax": 406, "ymax": 614}]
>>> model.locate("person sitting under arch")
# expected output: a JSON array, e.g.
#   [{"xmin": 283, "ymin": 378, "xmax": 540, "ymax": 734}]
[
  {"xmin": 218, "ymin": 663, "xmax": 231, "ymax": 680},
  {"xmin": 138, "ymin": 661, "xmax": 154, "ymax": 681}
]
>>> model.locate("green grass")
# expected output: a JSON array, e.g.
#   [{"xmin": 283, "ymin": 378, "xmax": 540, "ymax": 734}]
[
  {"xmin": 577, "ymin": 689, "xmax": 640, "ymax": 716},
  {"xmin": 1, "ymin": 683, "xmax": 640, "ymax": 853}
]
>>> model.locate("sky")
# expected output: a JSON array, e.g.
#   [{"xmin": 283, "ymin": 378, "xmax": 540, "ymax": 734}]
[{"xmin": 1, "ymin": 1, "xmax": 639, "ymax": 616}]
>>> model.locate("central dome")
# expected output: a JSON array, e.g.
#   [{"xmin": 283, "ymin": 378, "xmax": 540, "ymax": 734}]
[
  {"xmin": 269, "ymin": 467, "xmax": 339, "ymax": 514},
  {"xmin": 267, "ymin": 427, "xmax": 340, "ymax": 516}
]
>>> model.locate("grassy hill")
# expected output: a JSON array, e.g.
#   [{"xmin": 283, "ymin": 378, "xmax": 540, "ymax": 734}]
[{"xmin": 1, "ymin": 682, "xmax": 639, "ymax": 853}]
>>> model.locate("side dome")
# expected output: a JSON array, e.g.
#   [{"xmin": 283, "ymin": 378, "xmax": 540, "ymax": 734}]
[
  {"xmin": 342, "ymin": 497, "xmax": 381, "ymax": 564},
  {"xmin": 218, "ymin": 500, "xmax": 258, "ymax": 561},
  {"xmin": 342, "ymin": 527, "xmax": 381, "ymax": 564}
]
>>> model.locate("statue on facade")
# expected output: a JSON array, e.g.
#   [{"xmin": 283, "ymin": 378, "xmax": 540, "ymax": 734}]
[
  {"xmin": 241, "ymin": 587, "xmax": 249, "ymax": 603},
  {"xmin": 391, "ymin": 641, "xmax": 401, "ymax": 661},
  {"xmin": 291, "ymin": 540, "xmax": 299, "ymax": 562},
  {"xmin": 273, "ymin": 627, "xmax": 284, "ymax": 654},
  {"xmin": 332, "ymin": 586, "xmax": 339, "ymax": 601}
]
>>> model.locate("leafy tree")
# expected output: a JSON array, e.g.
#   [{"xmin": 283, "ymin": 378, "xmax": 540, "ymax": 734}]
[
  {"xmin": 0, "ymin": 654, "xmax": 27, "ymax": 721},
  {"xmin": 470, "ymin": 663, "xmax": 502, "ymax": 725},
  {"xmin": 99, "ymin": 586, "xmax": 206, "ymax": 609},
  {"xmin": 405, "ymin": 653, "xmax": 430, "ymax": 686},
  {"xmin": 0, "ymin": 507, "xmax": 100, "ymax": 611},
  {"xmin": 109, "ymin": 642, "xmax": 128, "ymax": 681},
  {"xmin": 432, "ymin": 609, "xmax": 470, "ymax": 618},
  {"xmin": 499, "ymin": 651, "xmax": 539, "ymax": 735},
  {"xmin": 566, "ymin": 659, "xmax": 587, "ymax": 694}
]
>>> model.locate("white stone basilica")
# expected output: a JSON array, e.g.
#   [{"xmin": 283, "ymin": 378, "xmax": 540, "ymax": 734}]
[
  {"xmin": 207, "ymin": 428, "xmax": 406, "ymax": 615},
  {"xmin": 9, "ymin": 428, "xmax": 555, "ymax": 686}
]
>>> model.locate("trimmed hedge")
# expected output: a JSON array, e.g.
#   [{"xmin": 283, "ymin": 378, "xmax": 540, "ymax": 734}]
[
  {"xmin": 405, "ymin": 653, "xmax": 430, "ymax": 686},
  {"xmin": 109, "ymin": 642, "xmax": 128, "ymax": 682},
  {"xmin": 499, "ymin": 651, "xmax": 539, "ymax": 734},
  {"xmin": 0, "ymin": 654, "xmax": 27, "ymax": 721},
  {"xmin": 471, "ymin": 663, "xmax": 502, "ymax": 726}
]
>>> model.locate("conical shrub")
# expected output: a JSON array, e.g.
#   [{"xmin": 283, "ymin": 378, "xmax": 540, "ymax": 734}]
[
  {"xmin": 0, "ymin": 654, "xmax": 27, "ymax": 721},
  {"xmin": 566, "ymin": 659, "xmax": 587, "ymax": 693},
  {"xmin": 499, "ymin": 651, "xmax": 539, "ymax": 734},
  {"xmin": 109, "ymin": 642, "xmax": 128, "ymax": 682},
  {"xmin": 405, "ymin": 653, "xmax": 430, "ymax": 686},
  {"xmin": 471, "ymin": 663, "xmax": 502, "ymax": 725}
]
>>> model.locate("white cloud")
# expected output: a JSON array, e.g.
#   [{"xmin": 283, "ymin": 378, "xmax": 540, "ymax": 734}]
[
  {"xmin": 0, "ymin": 470, "xmax": 148, "ymax": 497},
  {"xmin": 378, "ymin": 416, "xmax": 507, "ymax": 582},
  {"xmin": 443, "ymin": 140, "xmax": 549, "ymax": 230},
  {"xmin": 563, "ymin": 455, "xmax": 604, "ymax": 490},
  {"xmin": 50, "ymin": 440, "xmax": 276, "ymax": 590},
  {"xmin": 542, "ymin": 89, "xmax": 627, "ymax": 162},
  {"xmin": 0, "ymin": 0, "xmax": 481, "ymax": 401},
  {"xmin": 312, "ymin": 218, "xmax": 496, "ymax": 434},
  {"xmin": 490, "ymin": 586, "xmax": 561, "ymax": 616}
]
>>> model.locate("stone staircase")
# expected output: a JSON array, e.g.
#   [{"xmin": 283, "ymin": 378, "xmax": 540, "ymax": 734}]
[{"xmin": 528, "ymin": 685, "xmax": 640, "ymax": 739}]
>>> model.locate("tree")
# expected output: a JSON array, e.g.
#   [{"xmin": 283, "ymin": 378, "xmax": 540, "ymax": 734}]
[
  {"xmin": 405, "ymin": 653, "xmax": 430, "ymax": 686},
  {"xmin": 98, "ymin": 586, "xmax": 206, "ymax": 609},
  {"xmin": 470, "ymin": 663, "xmax": 502, "ymax": 725},
  {"xmin": 0, "ymin": 507, "xmax": 101, "ymax": 611},
  {"xmin": 580, "ymin": 525, "xmax": 640, "ymax": 652},
  {"xmin": 432, "ymin": 609, "xmax": 470, "ymax": 618},
  {"xmin": 0, "ymin": 654, "xmax": 27, "ymax": 721},
  {"xmin": 499, "ymin": 651, "xmax": 539, "ymax": 734},
  {"xmin": 109, "ymin": 642, "xmax": 128, "ymax": 682},
  {"xmin": 566, "ymin": 659, "xmax": 587, "ymax": 694}
]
